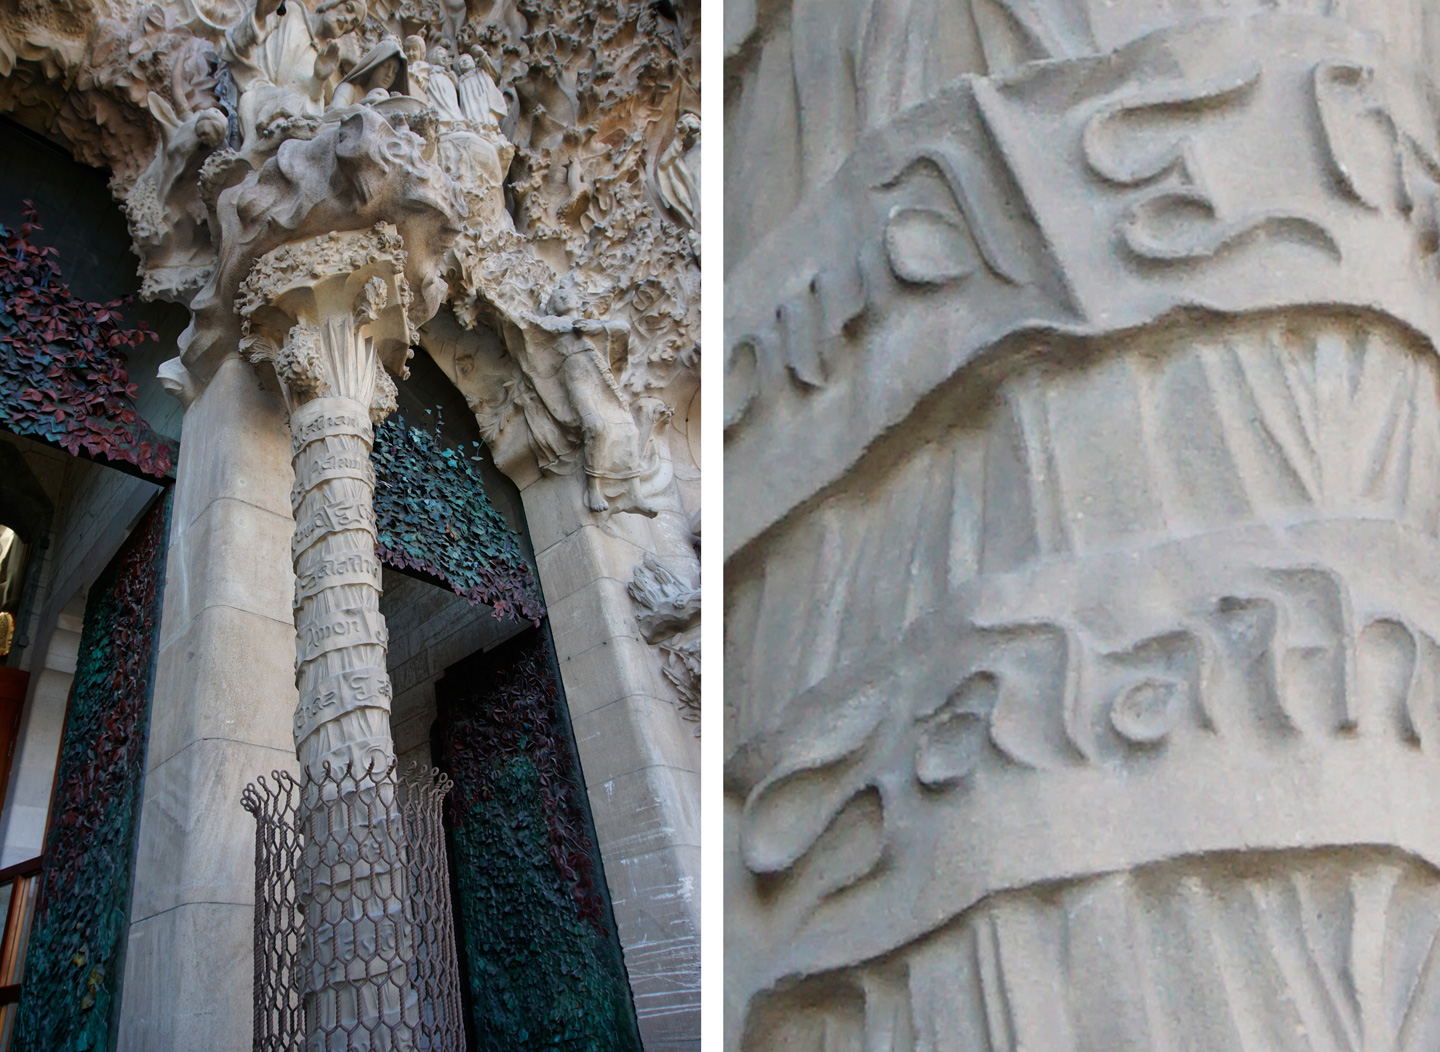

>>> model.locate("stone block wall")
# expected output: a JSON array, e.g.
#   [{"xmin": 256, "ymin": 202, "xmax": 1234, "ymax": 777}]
[{"xmin": 379, "ymin": 567, "xmax": 526, "ymax": 769}]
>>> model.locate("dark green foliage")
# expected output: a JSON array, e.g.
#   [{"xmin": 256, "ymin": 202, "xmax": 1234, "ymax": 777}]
[
  {"xmin": 372, "ymin": 409, "xmax": 543, "ymax": 623},
  {"xmin": 13, "ymin": 492, "xmax": 171, "ymax": 1051},
  {"xmin": 0, "ymin": 203, "xmax": 175, "ymax": 479},
  {"xmin": 437, "ymin": 635, "xmax": 640, "ymax": 1052}
]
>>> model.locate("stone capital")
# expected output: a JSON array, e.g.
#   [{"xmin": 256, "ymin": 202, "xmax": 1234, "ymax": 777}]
[{"xmin": 235, "ymin": 225, "xmax": 416, "ymax": 422}]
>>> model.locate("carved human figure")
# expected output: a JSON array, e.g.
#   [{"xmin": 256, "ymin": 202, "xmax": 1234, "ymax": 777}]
[
  {"xmin": 222, "ymin": 0, "xmax": 365, "ymax": 153},
  {"xmin": 424, "ymin": 44, "xmax": 466, "ymax": 124},
  {"xmin": 515, "ymin": 286, "xmax": 657, "ymax": 515},
  {"xmin": 329, "ymin": 38, "xmax": 407, "ymax": 110},
  {"xmin": 456, "ymin": 49, "xmax": 507, "ymax": 131},
  {"xmin": 426, "ymin": 45, "xmax": 511, "ymax": 229},
  {"xmin": 402, "ymin": 34, "xmax": 431, "ymax": 99},
  {"xmin": 654, "ymin": 112, "xmax": 699, "ymax": 232},
  {"xmin": 126, "ymin": 93, "xmax": 228, "ymax": 301}
]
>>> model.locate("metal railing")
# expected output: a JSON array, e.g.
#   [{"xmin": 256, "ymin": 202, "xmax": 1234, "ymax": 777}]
[
  {"xmin": 243, "ymin": 763, "xmax": 463, "ymax": 1052},
  {"xmin": 0, "ymin": 854, "xmax": 42, "ymax": 1050}
]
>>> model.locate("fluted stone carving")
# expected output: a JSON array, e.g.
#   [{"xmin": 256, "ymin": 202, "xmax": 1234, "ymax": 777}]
[{"xmin": 726, "ymin": 1, "xmax": 1440, "ymax": 1048}]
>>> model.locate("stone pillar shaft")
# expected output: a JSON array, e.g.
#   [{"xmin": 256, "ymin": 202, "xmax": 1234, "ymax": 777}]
[
  {"xmin": 238, "ymin": 226, "xmax": 416, "ymax": 1049},
  {"xmin": 290, "ymin": 393, "xmax": 392, "ymax": 772}
]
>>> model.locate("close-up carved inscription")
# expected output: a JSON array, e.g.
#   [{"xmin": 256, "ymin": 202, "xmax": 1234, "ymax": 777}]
[{"xmin": 726, "ymin": 1, "xmax": 1440, "ymax": 1048}]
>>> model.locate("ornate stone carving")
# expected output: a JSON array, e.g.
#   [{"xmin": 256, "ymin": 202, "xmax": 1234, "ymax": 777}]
[
  {"xmin": 0, "ymin": 0, "xmax": 97, "ymax": 132},
  {"xmin": 659, "ymin": 637, "xmax": 698, "ymax": 723},
  {"xmin": 221, "ymin": 0, "xmax": 366, "ymax": 159},
  {"xmin": 630, "ymin": 548, "xmax": 700, "ymax": 726},
  {"xmin": 629, "ymin": 554, "xmax": 699, "ymax": 643},
  {"xmin": 236, "ymin": 223, "xmax": 418, "ymax": 1048},
  {"xmin": 510, "ymin": 285, "xmax": 658, "ymax": 516},
  {"xmin": 124, "ymin": 93, "xmax": 228, "ymax": 302},
  {"xmin": 180, "ymin": 102, "xmax": 461, "ymax": 387},
  {"xmin": 727, "ymin": 2, "xmax": 1440, "ymax": 1049},
  {"xmin": 653, "ymin": 111, "xmax": 698, "ymax": 249},
  {"xmin": 206, "ymin": 56, "xmax": 462, "ymax": 1045},
  {"xmin": 0, "ymin": 0, "xmax": 701, "ymax": 1045}
]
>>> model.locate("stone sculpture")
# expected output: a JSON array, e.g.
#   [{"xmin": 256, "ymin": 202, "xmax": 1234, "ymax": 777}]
[
  {"xmin": 328, "ymin": 38, "xmax": 405, "ymax": 110},
  {"xmin": 193, "ymin": 42, "xmax": 461, "ymax": 1047},
  {"xmin": 630, "ymin": 554, "xmax": 700, "ymax": 642},
  {"xmin": 726, "ymin": 0, "xmax": 1440, "ymax": 1049},
  {"xmin": 654, "ymin": 111, "xmax": 699, "ymax": 234},
  {"xmin": 0, "ymin": 0, "xmax": 702, "ymax": 1044},
  {"xmin": 455, "ymin": 49, "xmax": 505, "ymax": 131},
  {"xmin": 221, "ymin": 0, "xmax": 365, "ymax": 157},
  {"xmin": 401, "ymin": 34, "xmax": 435, "ymax": 102},
  {"xmin": 513, "ymin": 285, "xmax": 658, "ymax": 516},
  {"xmin": 423, "ymin": 41, "xmax": 511, "ymax": 229},
  {"xmin": 238, "ymin": 224, "xmax": 419, "ymax": 1051},
  {"xmin": 124, "ymin": 93, "xmax": 228, "ymax": 302},
  {"xmin": 631, "ymin": 552, "xmax": 701, "ymax": 724}
]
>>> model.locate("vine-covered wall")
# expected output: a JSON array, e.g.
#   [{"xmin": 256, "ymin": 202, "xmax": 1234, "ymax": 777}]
[
  {"xmin": 372, "ymin": 408, "xmax": 543, "ymax": 623},
  {"xmin": 0, "ymin": 205, "xmax": 176, "ymax": 479},
  {"xmin": 435, "ymin": 629, "xmax": 641, "ymax": 1052},
  {"xmin": 12, "ymin": 489, "xmax": 171, "ymax": 1051}
]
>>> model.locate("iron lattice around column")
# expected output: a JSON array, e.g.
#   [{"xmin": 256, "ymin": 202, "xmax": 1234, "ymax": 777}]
[{"xmin": 242, "ymin": 763, "xmax": 464, "ymax": 1052}]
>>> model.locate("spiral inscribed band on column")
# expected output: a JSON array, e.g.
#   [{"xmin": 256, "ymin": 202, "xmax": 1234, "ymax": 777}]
[{"xmin": 725, "ymin": 1, "xmax": 1440, "ymax": 1048}]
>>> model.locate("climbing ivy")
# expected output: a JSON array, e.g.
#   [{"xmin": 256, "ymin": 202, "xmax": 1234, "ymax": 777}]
[
  {"xmin": 0, "ymin": 203, "xmax": 175, "ymax": 479},
  {"xmin": 372, "ymin": 408, "xmax": 543, "ymax": 623},
  {"xmin": 436, "ymin": 631, "xmax": 640, "ymax": 1052},
  {"xmin": 12, "ymin": 491, "xmax": 171, "ymax": 1051}
]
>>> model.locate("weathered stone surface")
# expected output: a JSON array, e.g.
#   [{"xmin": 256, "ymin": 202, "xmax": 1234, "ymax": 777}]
[
  {"xmin": 727, "ymin": 1, "xmax": 1440, "ymax": 1048},
  {"xmin": 120, "ymin": 334, "xmax": 299, "ymax": 1052},
  {"xmin": 116, "ymin": 902, "xmax": 255, "ymax": 1052}
]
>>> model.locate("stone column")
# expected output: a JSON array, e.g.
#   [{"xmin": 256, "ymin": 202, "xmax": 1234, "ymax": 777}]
[
  {"xmin": 236, "ymin": 224, "xmax": 415, "ymax": 1049},
  {"xmin": 117, "ymin": 354, "xmax": 297, "ymax": 1052},
  {"xmin": 725, "ymin": 3, "xmax": 1440, "ymax": 1048}
]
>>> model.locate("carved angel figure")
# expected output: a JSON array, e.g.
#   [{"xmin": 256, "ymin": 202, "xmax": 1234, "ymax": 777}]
[
  {"xmin": 222, "ymin": 0, "xmax": 366, "ymax": 153},
  {"xmin": 655, "ymin": 112, "xmax": 700, "ymax": 232},
  {"xmin": 402, "ymin": 35, "xmax": 432, "ymax": 99},
  {"xmin": 514, "ymin": 286, "xmax": 658, "ymax": 516},
  {"xmin": 126, "ymin": 93, "xmax": 229, "ymax": 301}
]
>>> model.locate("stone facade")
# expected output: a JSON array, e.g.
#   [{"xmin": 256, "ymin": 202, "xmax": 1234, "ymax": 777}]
[
  {"xmin": 0, "ymin": 0, "xmax": 700, "ymax": 1046},
  {"xmin": 726, "ymin": 1, "xmax": 1440, "ymax": 1048}
]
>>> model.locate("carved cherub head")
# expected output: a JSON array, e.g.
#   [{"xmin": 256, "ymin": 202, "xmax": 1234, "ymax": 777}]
[
  {"xmin": 456, "ymin": 53, "xmax": 475, "ymax": 75},
  {"xmin": 403, "ymin": 34, "xmax": 425, "ymax": 64},
  {"xmin": 427, "ymin": 43, "xmax": 452, "ymax": 67},
  {"xmin": 315, "ymin": 0, "xmax": 365, "ymax": 40}
]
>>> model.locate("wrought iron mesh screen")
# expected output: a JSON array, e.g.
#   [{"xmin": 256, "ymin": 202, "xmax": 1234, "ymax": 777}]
[{"xmin": 242, "ymin": 763, "xmax": 464, "ymax": 1052}]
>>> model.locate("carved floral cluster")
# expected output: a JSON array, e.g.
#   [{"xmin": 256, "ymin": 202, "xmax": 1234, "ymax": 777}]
[
  {"xmin": 0, "ymin": 204, "xmax": 174, "ymax": 478},
  {"xmin": 234, "ymin": 225, "xmax": 412, "ymax": 339}
]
